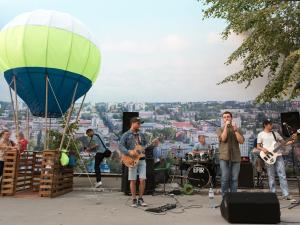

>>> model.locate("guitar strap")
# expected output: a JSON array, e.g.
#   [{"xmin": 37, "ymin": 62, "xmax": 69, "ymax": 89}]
[
  {"xmin": 133, "ymin": 133, "xmax": 142, "ymax": 145},
  {"xmin": 87, "ymin": 134, "xmax": 109, "ymax": 151},
  {"xmin": 271, "ymin": 131, "xmax": 277, "ymax": 142},
  {"xmin": 94, "ymin": 134, "xmax": 109, "ymax": 151}
]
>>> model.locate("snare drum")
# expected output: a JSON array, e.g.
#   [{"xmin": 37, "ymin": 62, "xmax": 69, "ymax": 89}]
[
  {"xmin": 187, "ymin": 164, "xmax": 211, "ymax": 188},
  {"xmin": 187, "ymin": 152, "xmax": 194, "ymax": 162},
  {"xmin": 199, "ymin": 151, "xmax": 210, "ymax": 162}
]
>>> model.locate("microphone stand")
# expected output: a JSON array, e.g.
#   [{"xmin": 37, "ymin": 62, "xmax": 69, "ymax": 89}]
[{"xmin": 285, "ymin": 123, "xmax": 300, "ymax": 209}]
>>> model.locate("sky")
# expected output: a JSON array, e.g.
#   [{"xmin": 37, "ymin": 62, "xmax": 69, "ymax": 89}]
[{"xmin": 0, "ymin": 0, "xmax": 268, "ymax": 103}]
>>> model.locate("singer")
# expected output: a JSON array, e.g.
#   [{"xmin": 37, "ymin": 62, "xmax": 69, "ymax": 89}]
[{"xmin": 217, "ymin": 111, "xmax": 244, "ymax": 197}]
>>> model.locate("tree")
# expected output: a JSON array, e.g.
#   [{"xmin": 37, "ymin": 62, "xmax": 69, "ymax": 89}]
[{"xmin": 200, "ymin": 0, "xmax": 300, "ymax": 102}]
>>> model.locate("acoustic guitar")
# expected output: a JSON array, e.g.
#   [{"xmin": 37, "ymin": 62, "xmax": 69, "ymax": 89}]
[{"xmin": 122, "ymin": 138, "xmax": 158, "ymax": 168}]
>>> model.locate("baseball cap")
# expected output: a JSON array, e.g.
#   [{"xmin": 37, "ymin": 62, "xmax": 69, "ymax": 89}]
[
  {"xmin": 263, "ymin": 118, "xmax": 272, "ymax": 126},
  {"xmin": 130, "ymin": 117, "xmax": 144, "ymax": 124}
]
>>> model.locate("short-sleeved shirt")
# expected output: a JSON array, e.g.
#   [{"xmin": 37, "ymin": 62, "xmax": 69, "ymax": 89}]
[
  {"xmin": 0, "ymin": 138, "xmax": 14, "ymax": 161},
  {"xmin": 19, "ymin": 138, "xmax": 28, "ymax": 153},
  {"xmin": 217, "ymin": 127, "xmax": 244, "ymax": 162},
  {"xmin": 193, "ymin": 143, "xmax": 210, "ymax": 152},
  {"xmin": 257, "ymin": 131, "xmax": 283, "ymax": 156},
  {"xmin": 89, "ymin": 134, "xmax": 106, "ymax": 153}
]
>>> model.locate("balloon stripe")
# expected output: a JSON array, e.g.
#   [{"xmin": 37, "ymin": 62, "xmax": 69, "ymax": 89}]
[
  {"xmin": 0, "ymin": 25, "xmax": 100, "ymax": 82},
  {"xmin": 4, "ymin": 67, "xmax": 92, "ymax": 118}
]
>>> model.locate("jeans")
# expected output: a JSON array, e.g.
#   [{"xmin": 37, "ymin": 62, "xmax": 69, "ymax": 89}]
[
  {"xmin": 220, "ymin": 160, "xmax": 240, "ymax": 196},
  {"xmin": 266, "ymin": 156, "xmax": 289, "ymax": 197},
  {"xmin": 0, "ymin": 160, "xmax": 3, "ymax": 176},
  {"xmin": 94, "ymin": 152, "xmax": 105, "ymax": 182}
]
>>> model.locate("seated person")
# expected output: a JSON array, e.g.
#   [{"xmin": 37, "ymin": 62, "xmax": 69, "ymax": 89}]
[{"xmin": 192, "ymin": 135, "xmax": 211, "ymax": 156}]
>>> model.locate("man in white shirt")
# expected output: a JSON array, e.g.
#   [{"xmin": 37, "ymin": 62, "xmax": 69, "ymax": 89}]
[{"xmin": 257, "ymin": 119, "xmax": 295, "ymax": 201}]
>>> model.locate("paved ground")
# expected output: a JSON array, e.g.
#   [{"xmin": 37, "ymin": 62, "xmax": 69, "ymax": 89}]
[
  {"xmin": 1, "ymin": 190, "xmax": 300, "ymax": 225},
  {"xmin": 2, "ymin": 176, "xmax": 300, "ymax": 225}
]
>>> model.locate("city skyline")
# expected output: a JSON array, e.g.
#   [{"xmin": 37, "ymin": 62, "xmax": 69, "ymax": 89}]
[{"xmin": 0, "ymin": 0, "xmax": 268, "ymax": 102}]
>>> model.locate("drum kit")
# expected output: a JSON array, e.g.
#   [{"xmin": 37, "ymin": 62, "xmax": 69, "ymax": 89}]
[
  {"xmin": 182, "ymin": 151, "xmax": 213, "ymax": 188},
  {"xmin": 165, "ymin": 148, "xmax": 218, "ymax": 189}
]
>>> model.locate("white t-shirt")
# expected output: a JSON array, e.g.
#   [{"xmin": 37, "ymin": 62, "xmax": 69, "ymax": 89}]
[{"xmin": 257, "ymin": 131, "xmax": 283, "ymax": 155}]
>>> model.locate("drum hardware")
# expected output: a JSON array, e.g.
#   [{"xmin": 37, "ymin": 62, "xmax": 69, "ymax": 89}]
[{"xmin": 175, "ymin": 164, "xmax": 211, "ymax": 188}]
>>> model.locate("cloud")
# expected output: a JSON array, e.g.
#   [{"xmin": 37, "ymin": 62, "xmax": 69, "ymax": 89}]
[
  {"xmin": 161, "ymin": 34, "xmax": 188, "ymax": 51},
  {"xmin": 101, "ymin": 34, "xmax": 188, "ymax": 54}
]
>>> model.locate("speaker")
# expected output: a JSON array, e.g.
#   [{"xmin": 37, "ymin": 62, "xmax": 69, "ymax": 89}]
[
  {"xmin": 221, "ymin": 192, "xmax": 280, "ymax": 224},
  {"xmin": 238, "ymin": 162, "xmax": 254, "ymax": 188},
  {"xmin": 122, "ymin": 112, "xmax": 139, "ymax": 133},
  {"xmin": 281, "ymin": 112, "xmax": 300, "ymax": 137}
]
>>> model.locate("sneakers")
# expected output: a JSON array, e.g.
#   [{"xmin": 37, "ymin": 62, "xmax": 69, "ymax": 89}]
[
  {"xmin": 95, "ymin": 181, "xmax": 102, "ymax": 188},
  {"xmin": 131, "ymin": 199, "xmax": 138, "ymax": 208},
  {"xmin": 283, "ymin": 195, "xmax": 297, "ymax": 203},
  {"xmin": 131, "ymin": 198, "xmax": 147, "ymax": 207},
  {"xmin": 138, "ymin": 197, "xmax": 147, "ymax": 207}
]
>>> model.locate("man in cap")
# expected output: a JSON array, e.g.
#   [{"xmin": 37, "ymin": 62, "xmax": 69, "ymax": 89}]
[
  {"xmin": 86, "ymin": 128, "xmax": 108, "ymax": 188},
  {"xmin": 119, "ymin": 117, "xmax": 148, "ymax": 207},
  {"xmin": 257, "ymin": 119, "xmax": 296, "ymax": 201}
]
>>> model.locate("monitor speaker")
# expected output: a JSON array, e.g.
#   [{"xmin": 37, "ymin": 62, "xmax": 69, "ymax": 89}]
[
  {"xmin": 122, "ymin": 112, "xmax": 139, "ymax": 133},
  {"xmin": 220, "ymin": 192, "xmax": 280, "ymax": 224},
  {"xmin": 238, "ymin": 162, "xmax": 254, "ymax": 188},
  {"xmin": 281, "ymin": 112, "xmax": 300, "ymax": 137}
]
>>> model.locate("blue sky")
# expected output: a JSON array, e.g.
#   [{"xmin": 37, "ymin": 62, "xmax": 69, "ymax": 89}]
[{"xmin": 0, "ymin": 0, "xmax": 267, "ymax": 102}]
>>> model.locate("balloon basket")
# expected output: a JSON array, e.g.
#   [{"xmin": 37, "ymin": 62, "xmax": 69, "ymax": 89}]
[{"xmin": 0, "ymin": 150, "xmax": 73, "ymax": 198}]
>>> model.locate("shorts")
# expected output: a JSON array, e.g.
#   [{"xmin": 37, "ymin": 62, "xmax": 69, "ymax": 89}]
[{"xmin": 128, "ymin": 159, "xmax": 146, "ymax": 180}]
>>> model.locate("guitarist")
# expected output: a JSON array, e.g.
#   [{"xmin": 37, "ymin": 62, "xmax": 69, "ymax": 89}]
[
  {"xmin": 86, "ymin": 129, "xmax": 109, "ymax": 188},
  {"xmin": 119, "ymin": 117, "xmax": 148, "ymax": 207},
  {"xmin": 257, "ymin": 119, "xmax": 296, "ymax": 201}
]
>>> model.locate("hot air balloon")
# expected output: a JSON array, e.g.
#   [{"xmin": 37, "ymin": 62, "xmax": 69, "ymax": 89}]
[{"xmin": 0, "ymin": 9, "xmax": 101, "ymax": 118}]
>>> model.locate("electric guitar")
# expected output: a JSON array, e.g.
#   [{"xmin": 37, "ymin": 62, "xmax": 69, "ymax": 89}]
[
  {"xmin": 260, "ymin": 129, "xmax": 300, "ymax": 165},
  {"xmin": 122, "ymin": 138, "xmax": 159, "ymax": 168}
]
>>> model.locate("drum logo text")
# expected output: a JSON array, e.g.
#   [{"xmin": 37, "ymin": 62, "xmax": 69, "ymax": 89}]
[{"xmin": 193, "ymin": 167, "xmax": 205, "ymax": 173}]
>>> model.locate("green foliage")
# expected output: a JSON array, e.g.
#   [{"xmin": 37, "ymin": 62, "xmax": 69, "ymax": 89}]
[
  {"xmin": 151, "ymin": 127, "xmax": 176, "ymax": 141},
  {"xmin": 48, "ymin": 115, "xmax": 82, "ymax": 152},
  {"xmin": 200, "ymin": 0, "xmax": 300, "ymax": 102}
]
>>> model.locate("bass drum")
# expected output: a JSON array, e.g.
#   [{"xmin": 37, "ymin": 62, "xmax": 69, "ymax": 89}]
[{"xmin": 187, "ymin": 164, "xmax": 211, "ymax": 188}]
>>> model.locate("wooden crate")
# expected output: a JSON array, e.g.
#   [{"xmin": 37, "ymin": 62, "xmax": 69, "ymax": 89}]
[
  {"xmin": 1, "ymin": 151, "xmax": 18, "ymax": 196},
  {"xmin": 32, "ymin": 152, "xmax": 43, "ymax": 192},
  {"xmin": 39, "ymin": 150, "xmax": 74, "ymax": 197}
]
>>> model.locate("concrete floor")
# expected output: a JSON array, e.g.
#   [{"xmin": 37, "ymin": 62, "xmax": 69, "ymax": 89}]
[{"xmin": 1, "ymin": 190, "xmax": 300, "ymax": 225}]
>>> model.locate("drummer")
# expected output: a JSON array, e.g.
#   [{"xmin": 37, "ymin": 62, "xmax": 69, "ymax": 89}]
[{"xmin": 192, "ymin": 135, "xmax": 211, "ymax": 156}]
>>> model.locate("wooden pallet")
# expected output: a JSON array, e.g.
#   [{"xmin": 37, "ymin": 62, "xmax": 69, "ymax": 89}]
[
  {"xmin": 1, "ymin": 151, "xmax": 18, "ymax": 196},
  {"xmin": 39, "ymin": 150, "xmax": 74, "ymax": 198}
]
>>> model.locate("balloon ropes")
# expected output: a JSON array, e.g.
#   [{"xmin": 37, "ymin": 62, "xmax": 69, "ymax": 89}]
[{"xmin": 0, "ymin": 10, "xmax": 101, "ymax": 154}]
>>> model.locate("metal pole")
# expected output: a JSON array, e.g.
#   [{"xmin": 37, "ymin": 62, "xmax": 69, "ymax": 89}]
[
  {"xmin": 9, "ymin": 84, "xmax": 17, "ymax": 135},
  {"xmin": 13, "ymin": 76, "xmax": 19, "ymax": 140},
  {"xmin": 66, "ymin": 93, "xmax": 86, "ymax": 149},
  {"xmin": 59, "ymin": 82, "xmax": 78, "ymax": 151},
  {"xmin": 44, "ymin": 74, "xmax": 48, "ymax": 150},
  {"xmin": 26, "ymin": 108, "xmax": 30, "ymax": 140}
]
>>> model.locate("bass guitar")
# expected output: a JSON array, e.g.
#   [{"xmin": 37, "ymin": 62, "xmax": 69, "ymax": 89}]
[
  {"xmin": 122, "ymin": 138, "xmax": 158, "ymax": 168},
  {"xmin": 260, "ymin": 129, "xmax": 299, "ymax": 165}
]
